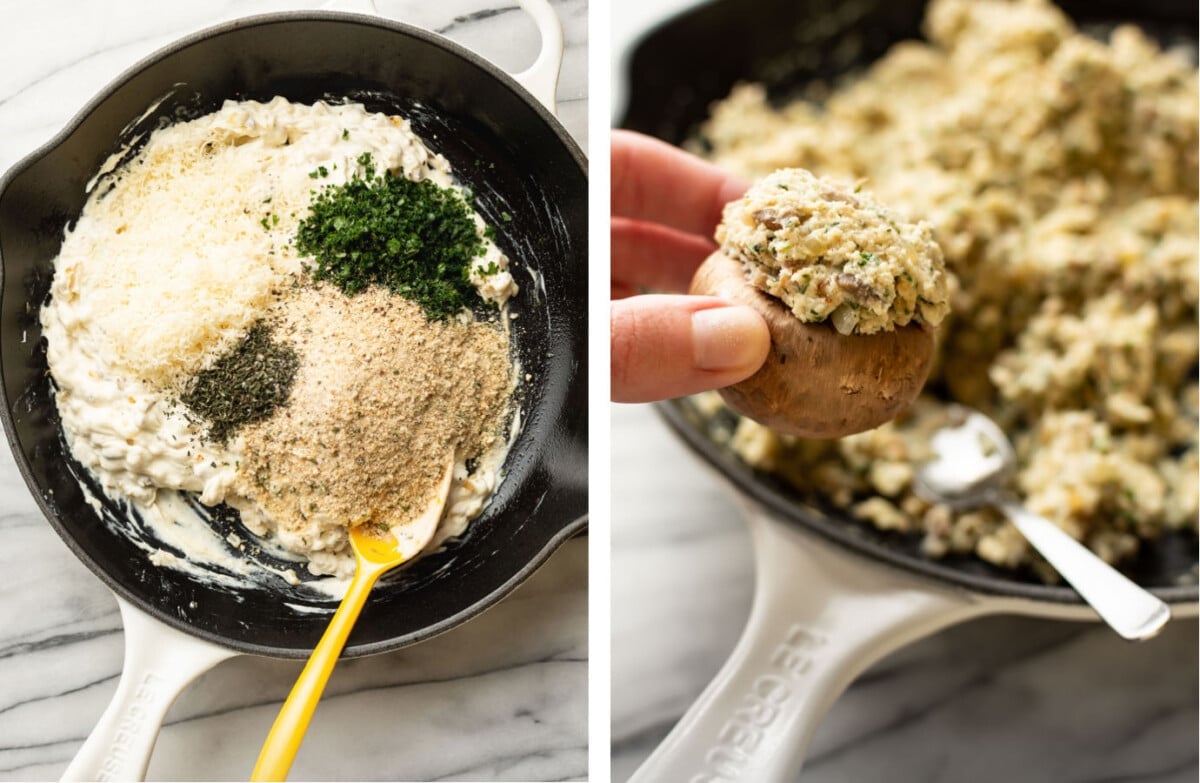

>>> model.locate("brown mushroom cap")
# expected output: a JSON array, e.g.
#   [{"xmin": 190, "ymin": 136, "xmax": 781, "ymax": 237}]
[{"xmin": 690, "ymin": 251, "xmax": 934, "ymax": 438}]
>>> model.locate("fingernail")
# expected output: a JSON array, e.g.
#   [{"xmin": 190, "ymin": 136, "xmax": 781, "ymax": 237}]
[{"xmin": 692, "ymin": 306, "xmax": 764, "ymax": 370}]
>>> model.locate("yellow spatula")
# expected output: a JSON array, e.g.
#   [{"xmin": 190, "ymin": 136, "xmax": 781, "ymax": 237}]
[{"xmin": 250, "ymin": 455, "xmax": 456, "ymax": 781}]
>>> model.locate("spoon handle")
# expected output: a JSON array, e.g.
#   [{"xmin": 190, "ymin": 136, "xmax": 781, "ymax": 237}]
[
  {"xmin": 996, "ymin": 499, "xmax": 1170, "ymax": 641},
  {"xmin": 250, "ymin": 564, "xmax": 385, "ymax": 781}
]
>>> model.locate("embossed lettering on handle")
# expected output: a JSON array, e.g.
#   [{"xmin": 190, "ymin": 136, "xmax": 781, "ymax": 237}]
[
  {"xmin": 62, "ymin": 599, "xmax": 236, "ymax": 782},
  {"xmin": 691, "ymin": 625, "xmax": 827, "ymax": 783},
  {"xmin": 95, "ymin": 671, "xmax": 167, "ymax": 781},
  {"xmin": 630, "ymin": 502, "xmax": 985, "ymax": 783}
]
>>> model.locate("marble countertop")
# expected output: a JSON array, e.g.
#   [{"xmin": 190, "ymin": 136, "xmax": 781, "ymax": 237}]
[
  {"xmin": 611, "ymin": 403, "xmax": 1198, "ymax": 782},
  {"xmin": 0, "ymin": 2, "xmax": 587, "ymax": 781}
]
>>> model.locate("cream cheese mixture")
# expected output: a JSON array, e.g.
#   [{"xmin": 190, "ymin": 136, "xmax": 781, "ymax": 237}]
[
  {"xmin": 43, "ymin": 97, "xmax": 519, "ymax": 584},
  {"xmin": 717, "ymin": 168, "xmax": 949, "ymax": 335}
]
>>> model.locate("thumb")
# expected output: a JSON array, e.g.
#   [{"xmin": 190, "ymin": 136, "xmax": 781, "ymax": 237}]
[{"xmin": 611, "ymin": 294, "xmax": 770, "ymax": 403}]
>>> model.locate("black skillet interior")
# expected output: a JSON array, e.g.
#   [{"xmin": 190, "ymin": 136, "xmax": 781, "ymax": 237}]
[
  {"xmin": 0, "ymin": 13, "xmax": 587, "ymax": 658},
  {"xmin": 623, "ymin": 0, "xmax": 1199, "ymax": 604}
]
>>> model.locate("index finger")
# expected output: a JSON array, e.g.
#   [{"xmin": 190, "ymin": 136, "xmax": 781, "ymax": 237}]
[{"xmin": 611, "ymin": 129, "xmax": 749, "ymax": 239}]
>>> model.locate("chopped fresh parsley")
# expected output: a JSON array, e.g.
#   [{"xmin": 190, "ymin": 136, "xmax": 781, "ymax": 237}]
[
  {"xmin": 295, "ymin": 152, "xmax": 486, "ymax": 320},
  {"xmin": 342, "ymin": 128, "xmax": 350, "ymax": 140},
  {"xmin": 356, "ymin": 152, "xmax": 376, "ymax": 179}
]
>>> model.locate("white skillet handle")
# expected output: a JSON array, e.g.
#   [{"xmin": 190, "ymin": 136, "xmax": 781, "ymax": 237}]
[
  {"xmin": 61, "ymin": 597, "xmax": 236, "ymax": 782},
  {"xmin": 630, "ymin": 499, "xmax": 990, "ymax": 783},
  {"xmin": 510, "ymin": 0, "xmax": 564, "ymax": 114},
  {"xmin": 321, "ymin": 0, "xmax": 564, "ymax": 115}
]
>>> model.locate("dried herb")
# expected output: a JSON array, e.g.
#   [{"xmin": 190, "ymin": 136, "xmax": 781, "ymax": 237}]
[
  {"xmin": 294, "ymin": 152, "xmax": 485, "ymax": 320},
  {"xmin": 181, "ymin": 322, "xmax": 298, "ymax": 442}
]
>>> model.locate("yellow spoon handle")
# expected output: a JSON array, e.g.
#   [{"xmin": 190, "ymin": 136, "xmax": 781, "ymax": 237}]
[{"xmin": 251, "ymin": 563, "xmax": 385, "ymax": 781}]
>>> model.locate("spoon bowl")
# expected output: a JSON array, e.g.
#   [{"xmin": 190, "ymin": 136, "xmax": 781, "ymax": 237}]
[
  {"xmin": 913, "ymin": 407, "xmax": 1016, "ymax": 508},
  {"xmin": 914, "ymin": 406, "xmax": 1169, "ymax": 641}
]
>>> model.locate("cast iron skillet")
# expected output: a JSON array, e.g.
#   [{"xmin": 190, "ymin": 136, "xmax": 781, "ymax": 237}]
[
  {"xmin": 622, "ymin": 0, "xmax": 1198, "ymax": 606},
  {"xmin": 0, "ymin": 11, "xmax": 587, "ymax": 659}
]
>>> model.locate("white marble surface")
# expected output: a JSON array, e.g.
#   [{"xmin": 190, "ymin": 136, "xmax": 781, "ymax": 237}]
[
  {"xmin": 611, "ymin": 403, "xmax": 1198, "ymax": 782},
  {"xmin": 0, "ymin": 2, "xmax": 587, "ymax": 781}
]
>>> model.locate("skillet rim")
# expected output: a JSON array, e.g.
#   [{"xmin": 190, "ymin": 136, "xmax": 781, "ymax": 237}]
[{"xmin": 0, "ymin": 9, "xmax": 588, "ymax": 659}]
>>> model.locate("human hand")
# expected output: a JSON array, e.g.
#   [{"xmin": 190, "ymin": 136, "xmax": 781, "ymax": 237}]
[{"xmin": 610, "ymin": 130, "xmax": 769, "ymax": 402}]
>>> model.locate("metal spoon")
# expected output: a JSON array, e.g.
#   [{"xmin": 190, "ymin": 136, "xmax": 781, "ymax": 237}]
[
  {"xmin": 251, "ymin": 454, "xmax": 456, "ymax": 781},
  {"xmin": 912, "ymin": 406, "xmax": 1169, "ymax": 641}
]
